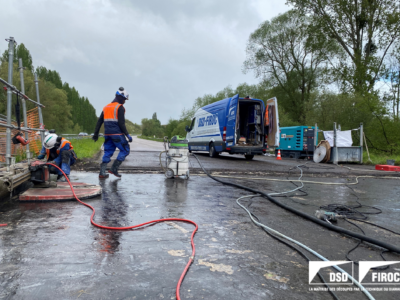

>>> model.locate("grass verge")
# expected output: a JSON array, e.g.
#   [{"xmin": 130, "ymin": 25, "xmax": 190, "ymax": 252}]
[
  {"xmin": 137, "ymin": 135, "xmax": 164, "ymax": 142},
  {"xmin": 363, "ymin": 151, "xmax": 400, "ymax": 166},
  {"xmin": 70, "ymin": 138, "xmax": 102, "ymax": 159}
]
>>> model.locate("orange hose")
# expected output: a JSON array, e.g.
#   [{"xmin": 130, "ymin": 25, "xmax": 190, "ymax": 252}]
[{"xmin": 47, "ymin": 163, "xmax": 198, "ymax": 300}]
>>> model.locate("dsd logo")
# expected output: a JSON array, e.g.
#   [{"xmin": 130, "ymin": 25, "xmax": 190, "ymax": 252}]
[{"xmin": 309, "ymin": 261, "xmax": 354, "ymax": 285}]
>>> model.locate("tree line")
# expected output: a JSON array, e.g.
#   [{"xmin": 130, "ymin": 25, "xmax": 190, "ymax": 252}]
[{"xmin": 160, "ymin": 0, "xmax": 400, "ymax": 154}]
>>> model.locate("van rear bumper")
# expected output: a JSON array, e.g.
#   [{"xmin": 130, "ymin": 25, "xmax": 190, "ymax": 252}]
[{"xmin": 226, "ymin": 146, "xmax": 266, "ymax": 155}]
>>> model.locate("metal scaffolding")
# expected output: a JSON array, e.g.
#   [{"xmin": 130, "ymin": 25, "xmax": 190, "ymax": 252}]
[{"xmin": 1, "ymin": 37, "xmax": 46, "ymax": 170}]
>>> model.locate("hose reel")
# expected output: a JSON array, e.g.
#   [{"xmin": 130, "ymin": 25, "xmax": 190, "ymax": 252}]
[{"xmin": 313, "ymin": 140, "xmax": 331, "ymax": 163}]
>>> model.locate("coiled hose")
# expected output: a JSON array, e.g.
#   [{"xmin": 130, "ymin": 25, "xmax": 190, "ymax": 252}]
[{"xmin": 47, "ymin": 163, "xmax": 198, "ymax": 300}]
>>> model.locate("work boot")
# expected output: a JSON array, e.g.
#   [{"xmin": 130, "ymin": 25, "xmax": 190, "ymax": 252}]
[
  {"xmin": 99, "ymin": 162, "xmax": 109, "ymax": 179},
  {"xmin": 57, "ymin": 175, "xmax": 70, "ymax": 182},
  {"xmin": 108, "ymin": 160, "xmax": 123, "ymax": 178}
]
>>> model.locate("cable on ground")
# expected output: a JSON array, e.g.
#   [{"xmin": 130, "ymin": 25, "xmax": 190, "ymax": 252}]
[
  {"xmin": 192, "ymin": 154, "xmax": 400, "ymax": 253},
  {"xmin": 204, "ymin": 174, "xmax": 400, "ymax": 185},
  {"xmin": 207, "ymin": 171, "xmax": 400, "ymax": 236},
  {"xmin": 46, "ymin": 163, "xmax": 198, "ymax": 300},
  {"xmin": 236, "ymin": 195, "xmax": 374, "ymax": 300},
  {"xmin": 244, "ymin": 195, "xmax": 340, "ymax": 300}
]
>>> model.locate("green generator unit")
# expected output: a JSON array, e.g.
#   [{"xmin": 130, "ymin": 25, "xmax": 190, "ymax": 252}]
[{"xmin": 275, "ymin": 126, "xmax": 315, "ymax": 159}]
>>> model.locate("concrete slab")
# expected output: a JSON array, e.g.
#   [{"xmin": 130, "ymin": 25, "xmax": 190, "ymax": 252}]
[
  {"xmin": 19, "ymin": 182, "xmax": 102, "ymax": 202},
  {"xmin": 1, "ymin": 171, "xmax": 400, "ymax": 299}
]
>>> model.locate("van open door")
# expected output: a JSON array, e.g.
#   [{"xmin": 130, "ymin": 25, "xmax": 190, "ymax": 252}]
[
  {"xmin": 225, "ymin": 94, "xmax": 239, "ymax": 143},
  {"xmin": 265, "ymin": 97, "xmax": 280, "ymax": 147}
]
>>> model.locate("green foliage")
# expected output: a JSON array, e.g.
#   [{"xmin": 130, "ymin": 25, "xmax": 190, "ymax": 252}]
[
  {"xmin": 125, "ymin": 119, "xmax": 141, "ymax": 134},
  {"xmin": 0, "ymin": 62, "xmax": 72, "ymax": 132},
  {"xmin": 16, "ymin": 44, "xmax": 34, "ymax": 72},
  {"xmin": 1, "ymin": 43, "xmax": 34, "ymax": 72},
  {"xmin": 70, "ymin": 138, "xmax": 101, "ymax": 159},
  {"xmin": 287, "ymin": 0, "xmax": 400, "ymax": 94},
  {"xmin": 141, "ymin": 113, "xmax": 164, "ymax": 138},
  {"xmin": 171, "ymin": 120, "xmax": 191, "ymax": 138},
  {"xmin": 36, "ymin": 66, "xmax": 63, "ymax": 89},
  {"xmin": 164, "ymin": 119, "xmax": 180, "ymax": 139},
  {"xmin": 363, "ymin": 151, "xmax": 400, "ymax": 166},
  {"xmin": 243, "ymin": 10, "xmax": 337, "ymax": 123}
]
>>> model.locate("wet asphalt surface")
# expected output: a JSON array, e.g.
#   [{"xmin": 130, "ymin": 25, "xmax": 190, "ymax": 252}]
[{"xmin": 1, "ymin": 137, "xmax": 400, "ymax": 299}]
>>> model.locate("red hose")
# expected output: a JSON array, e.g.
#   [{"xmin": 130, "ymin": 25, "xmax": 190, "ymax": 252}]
[
  {"xmin": 0, "ymin": 224, "xmax": 7, "ymax": 227},
  {"xmin": 47, "ymin": 163, "xmax": 198, "ymax": 300}
]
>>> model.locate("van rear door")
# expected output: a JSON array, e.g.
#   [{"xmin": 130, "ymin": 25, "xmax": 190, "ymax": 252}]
[
  {"xmin": 265, "ymin": 97, "xmax": 280, "ymax": 147},
  {"xmin": 225, "ymin": 94, "xmax": 239, "ymax": 143}
]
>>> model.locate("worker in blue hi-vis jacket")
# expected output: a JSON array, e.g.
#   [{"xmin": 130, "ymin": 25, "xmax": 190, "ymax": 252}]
[
  {"xmin": 42, "ymin": 133, "xmax": 77, "ymax": 182},
  {"xmin": 92, "ymin": 87, "xmax": 132, "ymax": 179}
]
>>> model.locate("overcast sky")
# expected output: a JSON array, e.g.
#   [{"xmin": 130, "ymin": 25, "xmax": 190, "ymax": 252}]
[{"xmin": 0, "ymin": 0, "xmax": 289, "ymax": 124}]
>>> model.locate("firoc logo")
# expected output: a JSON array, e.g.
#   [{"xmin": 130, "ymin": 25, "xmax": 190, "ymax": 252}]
[{"xmin": 359, "ymin": 261, "xmax": 400, "ymax": 285}]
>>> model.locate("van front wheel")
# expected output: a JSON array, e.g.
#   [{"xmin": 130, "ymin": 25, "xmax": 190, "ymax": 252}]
[
  {"xmin": 209, "ymin": 143, "xmax": 219, "ymax": 158},
  {"xmin": 244, "ymin": 154, "xmax": 254, "ymax": 160}
]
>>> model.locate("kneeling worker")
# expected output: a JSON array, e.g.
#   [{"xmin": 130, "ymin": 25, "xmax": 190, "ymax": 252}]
[
  {"xmin": 41, "ymin": 133, "xmax": 77, "ymax": 182},
  {"xmin": 92, "ymin": 87, "xmax": 132, "ymax": 178}
]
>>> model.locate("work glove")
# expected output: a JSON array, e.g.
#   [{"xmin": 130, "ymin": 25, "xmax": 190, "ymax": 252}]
[
  {"xmin": 92, "ymin": 135, "xmax": 98, "ymax": 142},
  {"xmin": 37, "ymin": 154, "xmax": 45, "ymax": 159},
  {"xmin": 127, "ymin": 134, "xmax": 132, "ymax": 143}
]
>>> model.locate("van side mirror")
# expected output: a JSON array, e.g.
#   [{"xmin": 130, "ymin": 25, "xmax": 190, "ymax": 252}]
[{"xmin": 185, "ymin": 125, "xmax": 190, "ymax": 132}]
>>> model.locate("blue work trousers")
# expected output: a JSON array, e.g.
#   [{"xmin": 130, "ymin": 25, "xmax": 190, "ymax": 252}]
[
  {"xmin": 102, "ymin": 135, "xmax": 130, "ymax": 163},
  {"xmin": 50, "ymin": 153, "xmax": 76, "ymax": 176}
]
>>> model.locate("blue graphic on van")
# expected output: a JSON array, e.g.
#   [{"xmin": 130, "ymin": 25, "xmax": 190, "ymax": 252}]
[{"xmin": 198, "ymin": 114, "xmax": 218, "ymax": 127}]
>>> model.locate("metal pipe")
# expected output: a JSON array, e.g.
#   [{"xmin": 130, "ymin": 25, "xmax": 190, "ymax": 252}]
[
  {"xmin": 314, "ymin": 123, "xmax": 318, "ymax": 149},
  {"xmin": 5, "ymin": 37, "xmax": 15, "ymax": 170},
  {"xmin": 0, "ymin": 77, "xmax": 45, "ymax": 108},
  {"xmin": 19, "ymin": 58, "xmax": 31, "ymax": 163},
  {"xmin": 333, "ymin": 122, "xmax": 338, "ymax": 164},
  {"xmin": 34, "ymin": 73, "xmax": 45, "ymax": 143},
  {"xmin": 360, "ymin": 122, "xmax": 363, "ymax": 164},
  {"xmin": 0, "ymin": 122, "xmax": 46, "ymax": 132}
]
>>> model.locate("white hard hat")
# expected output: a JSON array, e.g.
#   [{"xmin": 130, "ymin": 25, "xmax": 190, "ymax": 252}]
[
  {"xmin": 116, "ymin": 87, "xmax": 129, "ymax": 100},
  {"xmin": 43, "ymin": 133, "xmax": 58, "ymax": 149}
]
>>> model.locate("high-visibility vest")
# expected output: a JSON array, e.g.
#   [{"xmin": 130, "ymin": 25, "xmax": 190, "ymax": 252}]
[
  {"xmin": 103, "ymin": 102, "xmax": 125, "ymax": 135},
  {"xmin": 46, "ymin": 138, "xmax": 73, "ymax": 160}
]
